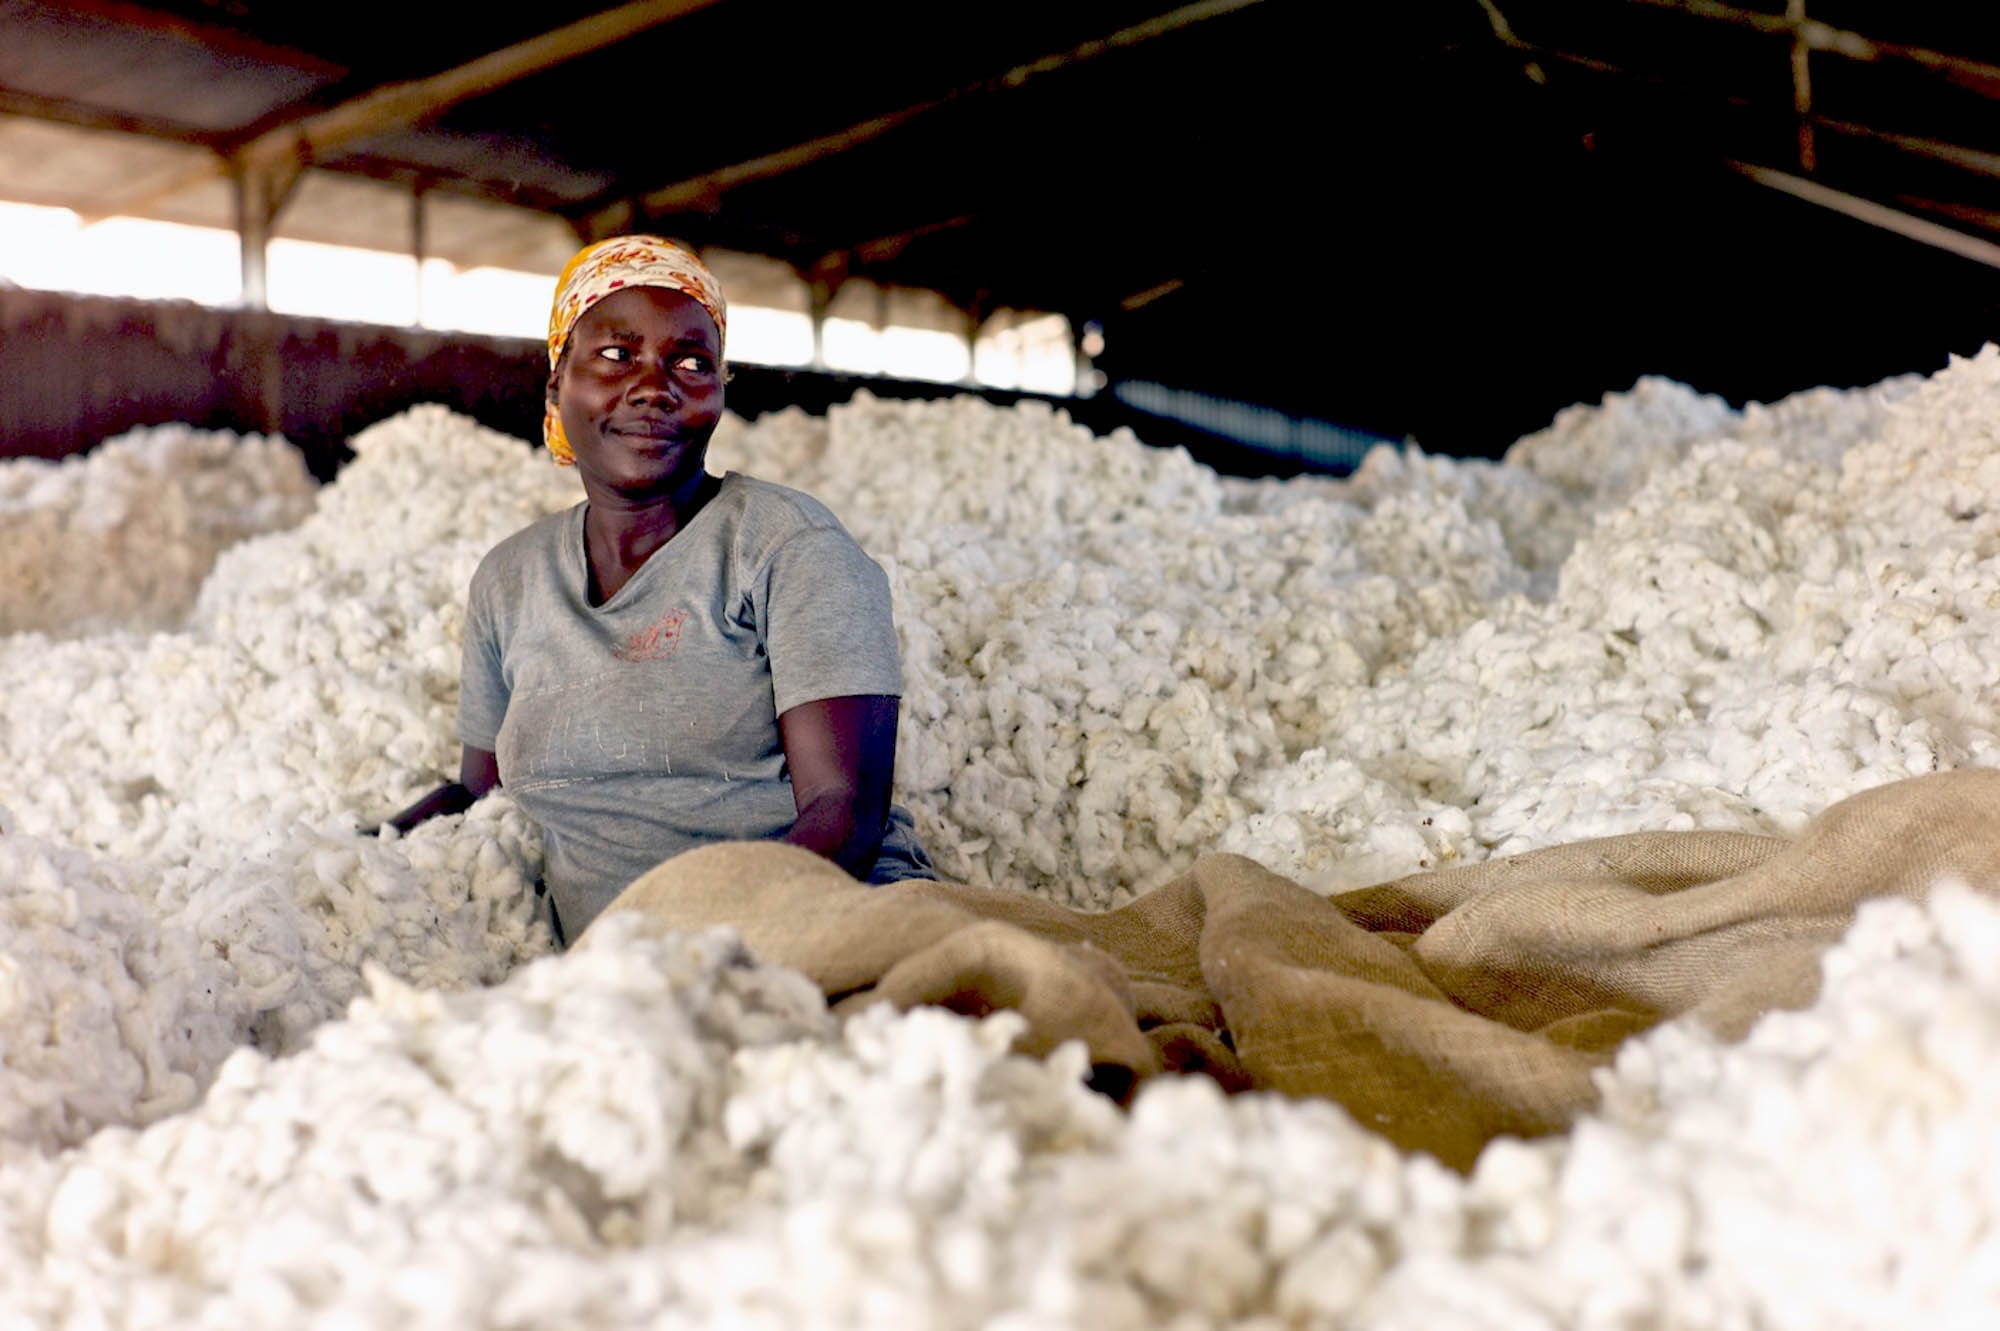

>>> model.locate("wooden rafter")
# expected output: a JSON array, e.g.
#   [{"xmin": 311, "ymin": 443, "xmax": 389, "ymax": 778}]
[
  {"xmin": 110, "ymin": 0, "xmax": 724, "ymax": 222},
  {"xmin": 90, "ymin": 0, "xmax": 727, "ymax": 305},
  {"xmin": 1472, "ymin": 18, "xmax": 2000, "ymax": 265},
  {"xmin": 1815, "ymin": 117, "xmax": 2000, "ymax": 186},
  {"xmin": 1480, "ymin": 32, "xmax": 1755, "ymax": 112},
  {"xmin": 1482, "ymin": 31, "xmax": 2000, "ymax": 192},
  {"xmin": 1729, "ymin": 160, "xmax": 2000, "ymax": 269},
  {"xmin": 1120, "ymin": 277, "xmax": 1185, "ymax": 311},
  {"xmin": 45, "ymin": 0, "xmax": 340, "ymax": 79},
  {"xmin": 1894, "ymin": 194, "xmax": 2000, "ymax": 234},
  {"xmin": 850, "ymin": 214, "xmax": 979, "ymax": 266},
  {"xmin": 1785, "ymin": 0, "xmax": 1815, "ymax": 172},
  {"xmin": 1623, "ymin": 0, "xmax": 2000, "ymax": 98},
  {"xmin": 275, "ymin": 150, "xmax": 592, "ymax": 217},
  {"xmin": 0, "ymin": 88, "xmax": 216, "ymax": 145},
  {"xmin": 583, "ymin": 0, "xmax": 1267, "ymax": 236},
  {"xmin": 227, "ymin": 0, "xmax": 728, "ymax": 177}
]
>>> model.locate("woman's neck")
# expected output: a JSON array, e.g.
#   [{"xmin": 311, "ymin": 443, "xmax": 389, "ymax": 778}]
[{"xmin": 582, "ymin": 470, "xmax": 719, "ymax": 604}]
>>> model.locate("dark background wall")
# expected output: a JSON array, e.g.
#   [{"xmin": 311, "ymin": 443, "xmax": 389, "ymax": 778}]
[
  {"xmin": 0, "ymin": 286, "xmax": 1357, "ymax": 481},
  {"xmin": 0, "ymin": 289, "xmax": 549, "ymax": 480}
]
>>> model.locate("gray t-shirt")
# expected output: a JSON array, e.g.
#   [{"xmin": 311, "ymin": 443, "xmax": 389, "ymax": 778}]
[{"xmin": 459, "ymin": 472, "xmax": 929, "ymax": 937}]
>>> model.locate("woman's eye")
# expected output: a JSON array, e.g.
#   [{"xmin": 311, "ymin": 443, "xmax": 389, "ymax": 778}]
[
  {"xmin": 595, "ymin": 346, "xmax": 630, "ymax": 363},
  {"xmin": 675, "ymin": 355, "xmax": 713, "ymax": 374}
]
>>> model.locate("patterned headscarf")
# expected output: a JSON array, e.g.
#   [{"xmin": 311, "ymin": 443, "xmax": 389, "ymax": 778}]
[{"xmin": 543, "ymin": 235, "xmax": 728, "ymax": 465}]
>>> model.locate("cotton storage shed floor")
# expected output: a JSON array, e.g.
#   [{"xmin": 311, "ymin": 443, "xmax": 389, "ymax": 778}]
[{"xmin": 2, "ymin": 351, "xmax": 1998, "ymax": 1329}]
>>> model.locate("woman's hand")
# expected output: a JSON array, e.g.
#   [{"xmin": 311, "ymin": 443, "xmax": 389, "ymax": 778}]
[
  {"xmin": 377, "ymin": 745, "xmax": 501, "ymax": 835},
  {"xmin": 777, "ymin": 695, "xmax": 899, "ymax": 879}
]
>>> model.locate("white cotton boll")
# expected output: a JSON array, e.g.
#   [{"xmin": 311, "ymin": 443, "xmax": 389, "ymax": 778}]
[
  {"xmin": 0, "ymin": 426, "xmax": 317, "ymax": 638},
  {"xmin": 0, "ymin": 831, "xmax": 244, "ymax": 1153},
  {"xmin": 1463, "ymin": 1137, "xmax": 1560, "ymax": 1252},
  {"xmin": 1016, "ymin": 1081, "xmax": 1409, "ymax": 1326},
  {"xmin": 705, "ymin": 405, "xmax": 829, "ymax": 479},
  {"xmin": 1, "ymin": 420, "xmax": 560, "ymax": 1072},
  {"xmin": 1411, "ymin": 873, "xmax": 2000, "ymax": 1331},
  {"xmin": 1504, "ymin": 375, "xmax": 1739, "ymax": 509},
  {"xmin": 3, "ymin": 924, "xmax": 839, "ymax": 1327},
  {"xmin": 1928, "ymin": 880, "xmax": 2000, "ymax": 995},
  {"xmin": 5, "ymin": 344, "xmax": 2000, "ymax": 1327},
  {"xmin": 1217, "ymin": 749, "xmax": 1475, "ymax": 890},
  {"xmin": 1731, "ymin": 374, "xmax": 1921, "ymax": 470}
]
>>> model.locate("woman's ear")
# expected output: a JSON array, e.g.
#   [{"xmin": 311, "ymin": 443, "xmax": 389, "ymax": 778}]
[{"xmin": 545, "ymin": 364, "xmax": 561, "ymax": 408}]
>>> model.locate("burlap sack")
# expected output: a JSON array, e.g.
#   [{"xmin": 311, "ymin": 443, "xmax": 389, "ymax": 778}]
[{"xmin": 585, "ymin": 769, "xmax": 2000, "ymax": 1169}]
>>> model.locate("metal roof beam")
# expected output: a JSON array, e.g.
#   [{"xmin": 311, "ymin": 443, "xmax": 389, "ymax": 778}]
[{"xmin": 583, "ymin": 0, "xmax": 1266, "ymax": 236}]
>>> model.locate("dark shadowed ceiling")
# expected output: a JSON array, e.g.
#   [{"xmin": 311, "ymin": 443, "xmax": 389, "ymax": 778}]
[{"xmin": 5, "ymin": 0, "xmax": 2000, "ymax": 458}]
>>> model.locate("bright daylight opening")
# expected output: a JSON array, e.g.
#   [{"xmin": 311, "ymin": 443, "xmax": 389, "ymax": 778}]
[
  {"xmin": 975, "ymin": 311, "xmax": 1078, "ymax": 395},
  {"xmin": 0, "ymin": 200, "xmax": 1080, "ymax": 392},
  {"xmin": 0, "ymin": 204, "xmax": 242, "ymax": 304}
]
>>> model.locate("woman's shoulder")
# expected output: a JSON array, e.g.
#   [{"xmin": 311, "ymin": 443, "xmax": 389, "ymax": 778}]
[
  {"xmin": 715, "ymin": 472, "xmax": 844, "ymax": 527},
  {"xmin": 711, "ymin": 473, "xmax": 856, "ymax": 545}
]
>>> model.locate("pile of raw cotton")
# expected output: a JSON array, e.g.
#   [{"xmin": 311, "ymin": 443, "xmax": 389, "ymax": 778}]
[
  {"xmin": 3, "ymin": 345, "xmax": 1999, "ymax": 1328},
  {"xmin": 0, "ymin": 425, "xmax": 315, "ymax": 637}
]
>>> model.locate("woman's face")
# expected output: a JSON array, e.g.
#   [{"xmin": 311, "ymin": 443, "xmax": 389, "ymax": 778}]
[{"xmin": 549, "ymin": 285, "xmax": 724, "ymax": 498}]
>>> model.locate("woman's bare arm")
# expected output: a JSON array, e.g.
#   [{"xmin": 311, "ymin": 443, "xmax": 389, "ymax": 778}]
[
  {"xmin": 777, "ymin": 695, "xmax": 899, "ymax": 879},
  {"xmin": 379, "ymin": 745, "xmax": 501, "ymax": 834}
]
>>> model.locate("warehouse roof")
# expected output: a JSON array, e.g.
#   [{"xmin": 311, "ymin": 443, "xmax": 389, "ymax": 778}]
[{"xmin": 6, "ymin": 0, "xmax": 2000, "ymax": 452}]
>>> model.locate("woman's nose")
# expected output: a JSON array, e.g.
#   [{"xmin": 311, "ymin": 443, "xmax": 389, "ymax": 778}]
[{"xmin": 627, "ymin": 355, "xmax": 679, "ymax": 401}]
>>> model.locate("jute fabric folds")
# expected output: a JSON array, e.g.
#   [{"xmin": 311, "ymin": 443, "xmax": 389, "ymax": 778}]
[{"xmin": 584, "ymin": 769, "xmax": 2000, "ymax": 1170}]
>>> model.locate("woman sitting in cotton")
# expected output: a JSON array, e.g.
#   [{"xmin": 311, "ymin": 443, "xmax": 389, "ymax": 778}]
[{"xmin": 386, "ymin": 236, "xmax": 932, "ymax": 942}]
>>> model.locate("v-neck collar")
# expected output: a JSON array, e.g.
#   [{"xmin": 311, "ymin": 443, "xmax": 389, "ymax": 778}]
[{"xmin": 574, "ymin": 473, "xmax": 735, "ymax": 613}]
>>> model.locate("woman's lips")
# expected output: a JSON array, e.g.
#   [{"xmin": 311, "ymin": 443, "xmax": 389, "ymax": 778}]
[{"xmin": 609, "ymin": 419, "xmax": 682, "ymax": 442}]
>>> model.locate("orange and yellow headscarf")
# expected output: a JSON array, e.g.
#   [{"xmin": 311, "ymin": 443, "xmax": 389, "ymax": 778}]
[{"xmin": 543, "ymin": 235, "xmax": 729, "ymax": 465}]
